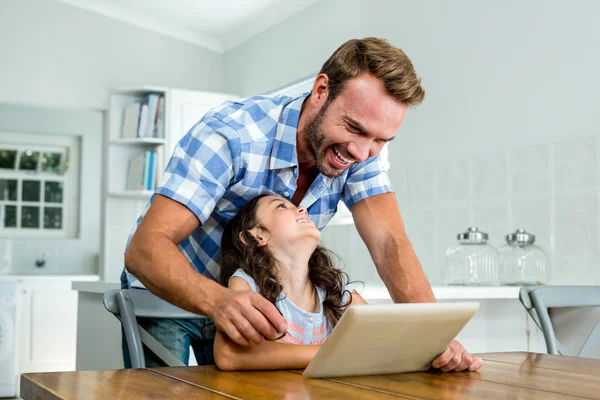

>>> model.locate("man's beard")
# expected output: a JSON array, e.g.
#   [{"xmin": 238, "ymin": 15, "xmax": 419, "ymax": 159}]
[{"xmin": 303, "ymin": 103, "xmax": 348, "ymax": 178}]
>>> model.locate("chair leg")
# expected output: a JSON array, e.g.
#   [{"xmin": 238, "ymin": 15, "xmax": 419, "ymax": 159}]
[
  {"xmin": 138, "ymin": 326, "xmax": 186, "ymax": 367},
  {"xmin": 116, "ymin": 291, "xmax": 146, "ymax": 368},
  {"xmin": 579, "ymin": 320, "xmax": 600, "ymax": 358},
  {"xmin": 531, "ymin": 291, "xmax": 560, "ymax": 355}
]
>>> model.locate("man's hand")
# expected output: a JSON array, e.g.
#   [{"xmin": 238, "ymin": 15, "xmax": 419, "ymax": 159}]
[
  {"xmin": 210, "ymin": 287, "xmax": 287, "ymax": 347},
  {"xmin": 432, "ymin": 340, "xmax": 483, "ymax": 372}
]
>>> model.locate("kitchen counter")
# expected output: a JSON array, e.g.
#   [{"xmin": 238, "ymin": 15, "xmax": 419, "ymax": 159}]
[
  {"xmin": 72, "ymin": 280, "xmax": 120, "ymax": 293},
  {"xmin": 73, "ymin": 279, "xmax": 545, "ymax": 371},
  {"xmin": 363, "ymin": 285, "xmax": 521, "ymax": 300},
  {"xmin": 1, "ymin": 274, "xmax": 100, "ymax": 281},
  {"xmin": 73, "ymin": 280, "xmax": 521, "ymax": 300}
]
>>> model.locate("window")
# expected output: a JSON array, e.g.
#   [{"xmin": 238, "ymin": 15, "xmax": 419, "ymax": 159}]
[
  {"xmin": 267, "ymin": 76, "xmax": 390, "ymax": 225},
  {"xmin": 0, "ymin": 132, "xmax": 80, "ymax": 238}
]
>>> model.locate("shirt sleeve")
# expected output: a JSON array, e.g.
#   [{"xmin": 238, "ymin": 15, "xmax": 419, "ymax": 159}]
[
  {"xmin": 341, "ymin": 154, "xmax": 395, "ymax": 210},
  {"xmin": 229, "ymin": 269, "xmax": 260, "ymax": 292},
  {"xmin": 155, "ymin": 116, "xmax": 238, "ymax": 224}
]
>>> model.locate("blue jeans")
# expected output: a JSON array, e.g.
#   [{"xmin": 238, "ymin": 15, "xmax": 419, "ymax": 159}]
[{"xmin": 120, "ymin": 270, "xmax": 216, "ymax": 368}]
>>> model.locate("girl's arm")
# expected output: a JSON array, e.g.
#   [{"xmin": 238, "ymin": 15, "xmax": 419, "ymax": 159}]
[
  {"xmin": 348, "ymin": 289, "xmax": 368, "ymax": 306},
  {"xmin": 213, "ymin": 276, "xmax": 320, "ymax": 371},
  {"xmin": 214, "ymin": 330, "xmax": 319, "ymax": 371}
]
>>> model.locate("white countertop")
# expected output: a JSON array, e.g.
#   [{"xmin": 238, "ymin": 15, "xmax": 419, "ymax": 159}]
[
  {"xmin": 362, "ymin": 285, "xmax": 521, "ymax": 300},
  {"xmin": 73, "ymin": 280, "xmax": 521, "ymax": 300},
  {"xmin": 73, "ymin": 280, "xmax": 120, "ymax": 293},
  {"xmin": 0, "ymin": 274, "xmax": 100, "ymax": 281}
]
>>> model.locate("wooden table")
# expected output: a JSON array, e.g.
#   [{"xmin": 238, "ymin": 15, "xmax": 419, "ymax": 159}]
[{"xmin": 21, "ymin": 352, "xmax": 600, "ymax": 399}]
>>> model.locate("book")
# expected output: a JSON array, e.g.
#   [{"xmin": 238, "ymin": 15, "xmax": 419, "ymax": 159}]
[
  {"xmin": 146, "ymin": 151, "xmax": 155, "ymax": 190},
  {"xmin": 126, "ymin": 152, "xmax": 146, "ymax": 190},
  {"xmin": 154, "ymin": 95, "xmax": 165, "ymax": 138},
  {"xmin": 145, "ymin": 94, "xmax": 160, "ymax": 137},
  {"xmin": 142, "ymin": 151, "xmax": 150, "ymax": 189},
  {"xmin": 137, "ymin": 101, "xmax": 149, "ymax": 137},
  {"xmin": 121, "ymin": 102, "xmax": 141, "ymax": 138}
]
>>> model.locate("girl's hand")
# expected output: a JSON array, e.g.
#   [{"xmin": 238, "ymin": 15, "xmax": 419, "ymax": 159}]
[{"xmin": 431, "ymin": 340, "xmax": 483, "ymax": 372}]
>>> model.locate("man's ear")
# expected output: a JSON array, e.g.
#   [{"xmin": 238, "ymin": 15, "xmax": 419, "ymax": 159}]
[
  {"xmin": 240, "ymin": 227, "xmax": 269, "ymax": 247},
  {"xmin": 311, "ymin": 73, "xmax": 329, "ymax": 106}
]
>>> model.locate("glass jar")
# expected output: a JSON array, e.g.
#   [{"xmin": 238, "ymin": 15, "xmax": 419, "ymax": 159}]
[
  {"xmin": 443, "ymin": 227, "xmax": 499, "ymax": 285},
  {"xmin": 499, "ymin": 229, "xmax": 547, "ymax": 285}
]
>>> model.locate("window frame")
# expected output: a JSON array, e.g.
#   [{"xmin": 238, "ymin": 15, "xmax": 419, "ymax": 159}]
[{"xmin": 0, "ymin": 132, "xmax": 80, "ymax": 238}]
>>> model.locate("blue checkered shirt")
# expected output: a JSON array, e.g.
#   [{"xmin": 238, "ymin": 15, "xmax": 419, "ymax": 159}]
[{"xmin": 125, "ymin": 94, "xmax": 394, "ymax": 287}]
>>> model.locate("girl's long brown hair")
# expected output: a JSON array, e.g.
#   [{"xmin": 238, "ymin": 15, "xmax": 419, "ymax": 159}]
[{"xmin": 220, "ymin": 193, "xmax": 351, "ymax": 327}]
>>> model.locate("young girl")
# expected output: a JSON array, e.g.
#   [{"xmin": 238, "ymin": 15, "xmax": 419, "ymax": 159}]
[{"xmin": 214, "ymin": 193, "xmax": 367, "ymax": 371}]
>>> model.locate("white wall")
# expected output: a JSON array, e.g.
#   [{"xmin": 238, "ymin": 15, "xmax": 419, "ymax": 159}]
[
  {"xmin": 0, "ymin": 0, "xmax": 227, "ymax": 275},
  {"xmin": 224, "ymin": 0, "xmax": 600, "ymax": 285},
  {"xmin": 0, "ymin": 0, "xmax": 226, "ymax": 110},
  {"xmin": 0, "ymin": 103, "xmax": 102, "ymax": 274}
]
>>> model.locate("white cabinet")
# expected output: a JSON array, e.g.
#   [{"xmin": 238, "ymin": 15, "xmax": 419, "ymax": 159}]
[
  {"xmin": 3, "ymin": 275, "xmax": 99, "ymax": 397},
  {"xmin": 101, "ymin": 87, "xmax": 238, "ymax": 281},
  {"xmin": 17, "ymin": 278, "xmax": 78, "ymax": 373}
]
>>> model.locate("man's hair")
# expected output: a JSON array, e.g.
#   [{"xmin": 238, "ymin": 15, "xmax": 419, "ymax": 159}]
[
  {"xmin": 220, "ymin": 193, "xmax": 351, "ymax": 327},
  {"xmin": 319, "ymin": 37, "xmax": 425, "ymax": 107}
]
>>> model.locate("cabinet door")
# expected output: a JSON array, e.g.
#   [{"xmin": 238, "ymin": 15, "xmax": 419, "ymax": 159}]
[
  {"xmin": 18, "ymin": 279, "xmax": 78, "ymax": 373},
  {"xmin": 167, "ymin": 89, "xmax": 239, "ymax": 160}
]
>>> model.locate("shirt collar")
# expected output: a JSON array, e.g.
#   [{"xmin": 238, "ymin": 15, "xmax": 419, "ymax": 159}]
[{"xmin": 269, "ymin": 93, "xmax": 308, "ymax": 170}]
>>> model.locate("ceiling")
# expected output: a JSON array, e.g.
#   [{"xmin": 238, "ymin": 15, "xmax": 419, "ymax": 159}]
[{"xmin": 59, "ymin": 0, "xmax": 320, "ymax": 53}]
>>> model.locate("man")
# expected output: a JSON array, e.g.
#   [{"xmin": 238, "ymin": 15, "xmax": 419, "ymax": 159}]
[{"xmin": 124, "ymin": 37, "xmax": 482, "ymax": 372}]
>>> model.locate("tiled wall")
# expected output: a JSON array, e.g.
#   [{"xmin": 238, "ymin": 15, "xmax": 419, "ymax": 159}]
[{"xmin": 321, "ymin": 133, "xmax": 600, "ymax": 286}]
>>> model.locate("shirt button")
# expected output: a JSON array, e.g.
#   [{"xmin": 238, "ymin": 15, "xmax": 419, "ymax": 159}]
[
  {"xmin": 283, "ymin": 191, "xmax": 290, "ymax": 197},
  {"xmin": 308, "ymin": 317, "xmax": 314, "ymax": 323}
]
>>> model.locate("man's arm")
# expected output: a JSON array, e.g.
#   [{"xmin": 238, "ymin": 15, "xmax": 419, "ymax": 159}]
[
  {"xmin": 351, "ymin": 192, "xmax": 435, "ymax": 303},
  {"xmin": 125, "ymin": 195, "xmax": 287, "ymax": 346}
]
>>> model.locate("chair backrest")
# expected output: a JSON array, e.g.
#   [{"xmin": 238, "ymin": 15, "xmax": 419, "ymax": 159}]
[
  {"xmin": 519, "ymin": 286, "xmax": 600, "ymax": 357},
  {"xmin": 103, "ymin": 289, "xmax": 204, "ymax": 368}
]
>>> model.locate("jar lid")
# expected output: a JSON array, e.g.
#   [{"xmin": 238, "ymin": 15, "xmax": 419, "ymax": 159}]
[
  {"xmin": 457, "ymin": 227, "xmax": 488, "ymax": 243},
  {"xmin": 506, "ymin": 229, "xmax": 535, "ymax": 244}
]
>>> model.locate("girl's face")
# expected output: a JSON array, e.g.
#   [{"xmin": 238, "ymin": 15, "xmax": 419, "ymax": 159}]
[{"xmin": 251, "ymin": 195, "xmax": 320, "ymax": 249}]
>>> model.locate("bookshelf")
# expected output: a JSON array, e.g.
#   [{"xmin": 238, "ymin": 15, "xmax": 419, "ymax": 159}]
[
  {"xmin": 108, "ymin": 190, "xmax": 154, "ymax": 199},
  {"xmin": 101, "ymin": 87, "xmax": 238, "ymax": 281},
  {"xmin": 110, "ymin": 138, "xmax": 166, "ymax": 145}
]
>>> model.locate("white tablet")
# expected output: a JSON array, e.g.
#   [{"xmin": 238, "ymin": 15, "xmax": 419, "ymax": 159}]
[{"xmin": 303, "ymin": 302, "xmax": 479, "ymax": 378}]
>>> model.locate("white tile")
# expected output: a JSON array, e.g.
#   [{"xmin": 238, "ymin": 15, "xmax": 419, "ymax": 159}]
[
  {"xmin": 108, "ymin": 200, "xmax": 140, "ymax": 230},
  {"xmin": 435, "ymin": 205, "xmax": 471, "ymax": 284},
  {"xmin": 510, "ymin": 194, "xmax": 553, "ymax": 277},
  {"xmin": 554, "ymin": 136, "xmax": 598, "ymax": 190},
  {"xmin": 403, "ymin": 209, "xmax": 436, "ymax": 283},
  {"xmin": 388, "ymin": 165, "xmax": 408, "ymax": 213},
  {"xmin": 437, "ymin": 160, "xmax": 470, "ymax": 204},
  {"xmin": 510, "ymin": 144, "xmax": 551, "ymax": 194},
  {"xmin": 555, "ymin": 191, "xmax": 599, "ymax": 284},
  {"xmin": 320, "ymin": 225, "xmax": 376, "ymax": 283},
  {"xmin": 407, "ymin": 163, "xmax": 436, "ymax": 209},
  {"xmin": 473, "ymin": 200, "xmax": 510, "ymax": 249},
  {"xmin": 472, "ymin": 152, "xmax": 508, "ymax": 200}
]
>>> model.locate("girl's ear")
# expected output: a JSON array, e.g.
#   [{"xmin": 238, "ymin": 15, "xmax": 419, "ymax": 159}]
[
  {"xmin": 238, "ymin": 230, "xmax": 250, "ymax": 246},
  {"xmin": 241, "ymin": 228, "xmax": 269, "ymax": 247}
]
